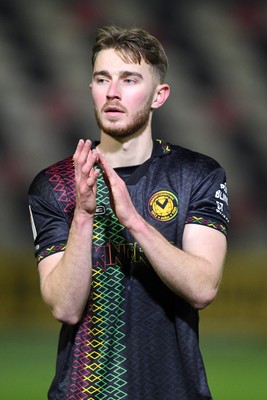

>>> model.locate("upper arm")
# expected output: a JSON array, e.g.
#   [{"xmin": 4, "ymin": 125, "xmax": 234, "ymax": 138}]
[
  {"xmin": 38, "ymin": 252, "xmax": 64, "ymax": 290},
  {"xmin": 182, "ymin": 224, "xmax": 227, "ymax": 282}
]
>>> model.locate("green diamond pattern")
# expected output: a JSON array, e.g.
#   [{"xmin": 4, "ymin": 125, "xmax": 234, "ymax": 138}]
[
  {"xmin": 82, "ymin": 173, "xmax": 127, "ymax": 399},
  {"xmin": 93, "ymin": 174, "xmax": 125, "ymax": 247}
]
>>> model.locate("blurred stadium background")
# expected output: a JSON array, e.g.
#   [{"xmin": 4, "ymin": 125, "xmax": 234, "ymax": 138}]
[{"xmin": 0, "ymin": 0, "xmax": 267, "ymax": 398}]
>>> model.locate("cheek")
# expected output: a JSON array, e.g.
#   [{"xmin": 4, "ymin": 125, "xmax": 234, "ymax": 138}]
[
  {"xmin": 91, "ymin": 87, "xmax": 105, "ymax": 106},
  {"xmin": 128, "ymin": 91, "xmax": 153, "ymax": 110}
]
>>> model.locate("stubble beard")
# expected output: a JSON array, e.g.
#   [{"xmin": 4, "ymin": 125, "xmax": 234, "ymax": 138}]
[{"xmin": 94, "ymin": 99, "xmax": 153, "ymax": 139}]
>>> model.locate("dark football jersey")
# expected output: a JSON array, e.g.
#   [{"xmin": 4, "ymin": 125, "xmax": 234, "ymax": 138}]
[{"xmin": 28, "ymin": 140, "xmax": 229, "ymax": 400}]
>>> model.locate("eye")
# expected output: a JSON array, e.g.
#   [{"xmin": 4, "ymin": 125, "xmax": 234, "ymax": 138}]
[
  {"xmin": 98, "ymin": 79, "xmax": 106, "ymax": 84},
  {"xmin": 95, "ymin": 77, "xmax": 109, "ymax": 84},
  {"xmin": 126, "ymin": 78, "xmax": 137, "ymax": 84}
]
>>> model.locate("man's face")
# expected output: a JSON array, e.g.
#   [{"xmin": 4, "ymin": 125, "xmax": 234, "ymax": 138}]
[{"xmin": 90, "ymin": 48, "xmax": 159, "ymax": 139}]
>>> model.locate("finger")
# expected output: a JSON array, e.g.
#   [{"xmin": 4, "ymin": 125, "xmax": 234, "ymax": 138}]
[
  {"xmin": 73, "ymin": 139, "xmax": 92, "ymax": 163},
  {"xmin": 86, "ymin": 167, "xmax": 101, "ymax": 188},
  {"xmin": 74, "ymin": 140, "xmax": 93, "ymax": 180},
  {"xmin": 78, "ymin": 139, "xmax": 92, "ymax": 166},
  {"xmin": 73, "ymin": 139, "xmax": 85, "ymax": 160},
  {"xmin": 82, "ymin": 149, "xmax": 99, "ymax": 175},
  {"xmin": 97, "ymin": 152, "xmax": 115, "ymax": 180}
]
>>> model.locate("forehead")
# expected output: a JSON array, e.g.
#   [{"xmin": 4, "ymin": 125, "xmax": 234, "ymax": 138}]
[{"xmin": 93, "ymin": 48, "xmax": 152, "ymax": 75}]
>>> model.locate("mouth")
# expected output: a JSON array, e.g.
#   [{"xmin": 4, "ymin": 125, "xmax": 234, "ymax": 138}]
[{"xmin": 103, "ymin": 103, "xmax": 125, "ymax": 115}]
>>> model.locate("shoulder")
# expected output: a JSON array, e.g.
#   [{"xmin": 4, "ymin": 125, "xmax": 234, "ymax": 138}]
[
  {"xmin": 154, "ymin": 139, "xmax": 225, "ymax": 182},
  {"xmin": 158, "ymin": 143, "xmax": 225, "ymax": 185},
  {"xmin": 168, "ymin": 143, "xmax": 221, "ymax": 170},
  {"xmin": 28, "ymin": 156, "xmax": 74, "ymax": 196}
]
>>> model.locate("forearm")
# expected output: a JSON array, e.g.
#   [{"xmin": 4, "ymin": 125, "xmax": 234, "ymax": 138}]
[
  {"xmin": 40, "ymin": 211, "xmax": 94, "ymax": 324},
  {"xmin": 128, "ymin": 215, "xmax": 224, "ymax": 309}
]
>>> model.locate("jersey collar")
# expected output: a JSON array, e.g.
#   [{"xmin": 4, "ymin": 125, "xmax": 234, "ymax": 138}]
[
  {"xmin": 92, "ymin": 139, "xmax": 171, "ymax": 185},
  {"xmin": 92, "ymin": 139, "xmax": 171, "ymax": 158}
]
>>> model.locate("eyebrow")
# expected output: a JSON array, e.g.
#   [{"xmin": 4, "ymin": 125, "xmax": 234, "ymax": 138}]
[{"xmin": 93, "ymin": 70, "xmax": 143, "ymax": 80}]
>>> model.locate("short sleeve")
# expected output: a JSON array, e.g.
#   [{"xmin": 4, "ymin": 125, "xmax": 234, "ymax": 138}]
[
  {"xmin": 186, "ymin": 164, "xmax": 230, "ymax": 236},
  {"xmin": 28, "ymin": 170, "xmax": 71, "ymax": 263}
]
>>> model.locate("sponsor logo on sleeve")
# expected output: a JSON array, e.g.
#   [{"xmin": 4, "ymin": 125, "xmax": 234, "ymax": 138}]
[{"xmin": 215, "ymin": 182, "xmax": 229, "ymax": 222}]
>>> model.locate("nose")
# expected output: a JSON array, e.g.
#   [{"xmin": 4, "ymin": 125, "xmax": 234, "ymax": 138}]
[{"xmin": 106, "ymin": 80, "xmax": 121, "ymax": 100}]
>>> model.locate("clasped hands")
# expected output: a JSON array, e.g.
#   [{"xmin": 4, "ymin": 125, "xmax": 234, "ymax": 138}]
[{"xmin": 73, "ymin": 139, "xmax": 139, "ymax": 229}]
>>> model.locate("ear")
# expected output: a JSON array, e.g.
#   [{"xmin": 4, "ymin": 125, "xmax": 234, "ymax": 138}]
[
  {"xmin": 151, "ymin": 83, "xmax": 170, "ymax": 110},
  {"xmin": 89, "ymin": 83, "xmax": 92, "ymax": 91}
]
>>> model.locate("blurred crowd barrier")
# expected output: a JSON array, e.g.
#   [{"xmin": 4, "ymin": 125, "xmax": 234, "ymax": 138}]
[{"xmin": 0, "ymin": 249, "xmax": 266, "ymax": 337}]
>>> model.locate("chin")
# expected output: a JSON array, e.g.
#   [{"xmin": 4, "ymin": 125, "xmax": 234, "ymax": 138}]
[{"xmin": 104, "ymin": 129, "xmax": 134, "ymax": 139}]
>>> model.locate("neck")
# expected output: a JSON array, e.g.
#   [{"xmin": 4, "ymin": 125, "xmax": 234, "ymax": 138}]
[{"xmin": 97, "ymin": 132, "xmax": 153, "ymax": 168}]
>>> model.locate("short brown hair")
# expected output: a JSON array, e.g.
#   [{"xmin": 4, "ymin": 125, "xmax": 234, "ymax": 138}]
[{"xmin": 92, "ymin": 25, "xmax": 168, "ymax": 83}]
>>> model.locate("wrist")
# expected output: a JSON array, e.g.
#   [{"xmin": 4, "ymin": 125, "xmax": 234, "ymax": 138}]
[
  {"xmin": 73, "ymin": 209, "xmax": 95, "ymax": 225},
  {"xmin": 126, "ymin": 213, "xmax": 146, "ymax": 233}
]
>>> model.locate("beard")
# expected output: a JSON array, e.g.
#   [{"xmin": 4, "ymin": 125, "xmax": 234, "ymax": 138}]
[{"xmin": 94, "ymin": 98, "xmax": 153, "ymax": 139}]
